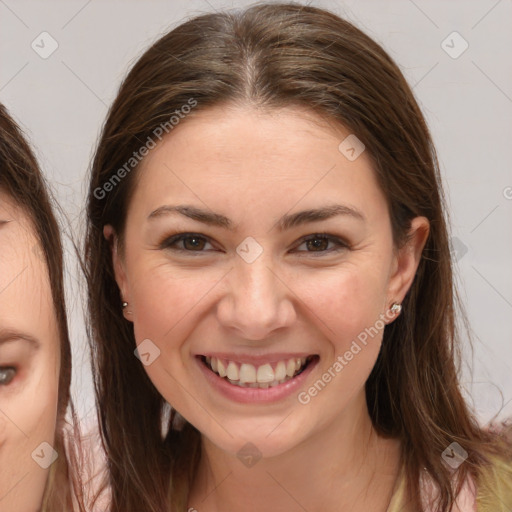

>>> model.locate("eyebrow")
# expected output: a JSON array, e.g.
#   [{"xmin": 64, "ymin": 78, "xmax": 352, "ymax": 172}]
[
  {"xmin": 147, "ymin": 203, "xmax": 365, "ymax": 231},
  {"xmin": 0, "ymin": 329, "xmax": 41, "ymax": 350}
]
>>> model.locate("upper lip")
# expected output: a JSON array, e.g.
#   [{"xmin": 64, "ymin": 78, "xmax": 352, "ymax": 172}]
[{"xmin": 197, "ymin": 352, "xmax": 317, "ymax": 365}]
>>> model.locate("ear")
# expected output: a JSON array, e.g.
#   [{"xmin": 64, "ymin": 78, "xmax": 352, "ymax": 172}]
[
  {"xmin": 103, "ymin": 224, "xmax": 132, "ymax": 321},
  {"xmin": 385, "ymin": 216, "xmax": 430, "ymax": 314}
]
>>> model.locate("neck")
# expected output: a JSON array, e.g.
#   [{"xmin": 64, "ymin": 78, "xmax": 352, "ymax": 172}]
[{"xmin": 188, "ymin": 391, "xmax": 402, "ymax": 512}]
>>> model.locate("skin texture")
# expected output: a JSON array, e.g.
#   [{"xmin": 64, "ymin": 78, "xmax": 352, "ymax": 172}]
[
  {"xmin": 106, "ymin": 106, "xmax": 430, "ymax": 512},
  {"xmin": 0, "ymin": 190, "xmax": 60, "ymax": 511}
]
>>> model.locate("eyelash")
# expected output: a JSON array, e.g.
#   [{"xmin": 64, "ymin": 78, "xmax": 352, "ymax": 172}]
[
  {"xmin": 0, "ymin": 366, "xmax": 17, "ymax": 386},
  {"xmin": 159, "ymin": 232, "xmax": 349, "ymax": 256}
]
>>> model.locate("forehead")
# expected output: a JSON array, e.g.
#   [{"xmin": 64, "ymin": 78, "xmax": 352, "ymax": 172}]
[
  {"xmin": 132, "ymin": 106, "xmax": 387, "ymax": 221},
  {"xmin": 141, "ymin": 106, "xmax": 362, "ymax": 175},
  {"xmin": 0, "ymin": 189, "xmax": 56, "ymax": 347},
  {"xmin": 0, "ymin": 189, "xmax": 38, "ymax": 254}
]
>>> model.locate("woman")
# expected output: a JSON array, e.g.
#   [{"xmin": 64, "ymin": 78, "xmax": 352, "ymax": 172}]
[
  {"xmin": 0, "ymin": 103, "xmax": 82, "ymax": 511},
  {"xmin": 84, "ymin": 3, "xmax": 512, "ymax": 511}
]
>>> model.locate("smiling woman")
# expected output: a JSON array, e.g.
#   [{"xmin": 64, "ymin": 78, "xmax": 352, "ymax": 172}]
[
  {"xmin": 0, "ymin": 103, "xmax": 82, "ymax": 511},
  {"xmin": 84, "ymin": 3, "xmax": 512, "ymax": 512}
]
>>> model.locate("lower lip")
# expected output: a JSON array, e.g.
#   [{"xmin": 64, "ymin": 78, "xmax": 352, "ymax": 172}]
[{"xmin": 196, "ymin": 357, "xmax": 319, "ymax": 404}]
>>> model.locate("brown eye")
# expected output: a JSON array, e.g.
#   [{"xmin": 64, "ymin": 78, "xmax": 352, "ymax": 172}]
[
  {"xmin": 182, "ymin": 235, "xmax": 207, "ymax": 250},
  {"xmin": 0, "ymin": 367, "xmax": 16, "ymax": 386},
  {"xmin": 160, "ymin": 233, "xmax": 215, "ymax": 252},
  {"xmin": 294, "ymin": 234, "xmax": 349, "ymax": 254},
  {"xmin": 305, "ymin": 237, "xmax": 329, "ymax": 251}
]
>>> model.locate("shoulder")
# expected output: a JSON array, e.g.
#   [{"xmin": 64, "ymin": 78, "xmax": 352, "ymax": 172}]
[
  {"xmin": 386, "ymin": 461, "xmax": 477, "ymax": 512},
  {"xmin": 449, "ymin": 474, "xmax": 477, "ymax": 512},
  {"xmin": 419, "ymin": 454, "xmax": 512, "ymax": 512},
  {"xmin": 421, "ymin": 419, "xmax": 512, "ymax": 512},
  {"xmin": 476, "ymin": 419, "xmax": 512, "ymax": 511},
  {"xmin": 475, "ymin": 451, "xmax": 512, "ymax": 512},
  {"xmin": 81, "ymin": 426, "xmax": 111, "ymax": 512},
  {"xmin": 419, "ymin": 470, "xmax": 477, "ymax": 512}
]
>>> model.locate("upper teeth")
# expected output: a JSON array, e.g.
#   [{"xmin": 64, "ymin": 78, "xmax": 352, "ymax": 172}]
[{"xmin": 205, "ymin": 356, "xmax": 307, "ymax": 384}]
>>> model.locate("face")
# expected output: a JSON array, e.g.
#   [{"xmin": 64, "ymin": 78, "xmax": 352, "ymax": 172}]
[
  {"xmin": 108, "ymin": 106, "xmax": 428, "ymax": 459},
  {"xmin": 0, "ymin": 189, "xmax": 60, "ymax": 511}
]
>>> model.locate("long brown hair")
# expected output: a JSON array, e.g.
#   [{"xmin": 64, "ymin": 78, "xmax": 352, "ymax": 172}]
[
  {"xmin": 84, "ymin": 3, "xmax": 512, "ymax": 511},
  {"xmin": 0, "ymin": 103, "xmax": 81, "ymax": 511}
]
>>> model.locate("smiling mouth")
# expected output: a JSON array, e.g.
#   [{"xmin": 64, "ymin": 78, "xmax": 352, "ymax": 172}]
[{"xmin": 199, "ymin": 355, "xmax": 318, "ymax": 389}]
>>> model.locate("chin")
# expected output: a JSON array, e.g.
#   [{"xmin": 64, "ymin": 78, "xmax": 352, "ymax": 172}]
[{"xmin": 198, "ymin": 416, "xmax": 309, "ymax": 461}]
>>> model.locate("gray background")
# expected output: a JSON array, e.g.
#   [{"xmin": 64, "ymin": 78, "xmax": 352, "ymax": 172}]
[{"xmin": 1, "ymin": 0, "xmax": 511, "ymax": 427}]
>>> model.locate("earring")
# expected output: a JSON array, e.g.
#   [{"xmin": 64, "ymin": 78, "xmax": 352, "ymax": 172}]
[
  {"xmin": 122, "ymin": 302, "xmax": 128, "ymax": 309},
  {"xmin": 390, "ymin": 302, "xmax": 402, "ymax": 315}
]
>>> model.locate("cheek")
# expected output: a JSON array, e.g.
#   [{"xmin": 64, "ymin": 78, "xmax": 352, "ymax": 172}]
[
  {"xmin": 0, "ymin": 375, "xmax": 59, "ymax": 446},
  {"xmin": 292, "ymin": 264, "xmax": 388, "ymax": 339},
  {"xmin": 129, "ymin": 253, "xmax": 390, "ymax": 389},
  {"xmin": 130, "ymin": 256, "xmax": 389, "ymax": 345},
  {"xmin": 130, "ymin": 270, "xmax": 212, "ymax": 388},
  {"xmin": 1, "ymin": 348, "xmax": 60, "ymax": 444},
  {"xmin": 26, "ymin": 383, "xmax": 59, "ymax": 440},
  {"xmin": 0, "ymin": 415, "xmax": 7, "ymax": 447},
  {"xmin": 131, "ymin": 266, "xmax": 219, "ymax": 340},
  {"xmin": 290, "ymin": 266, "xmax": 388, "ymax": 394},
  {"xmin": 0, "ymin": 375, "xmax": 59, "ymax": 506}
]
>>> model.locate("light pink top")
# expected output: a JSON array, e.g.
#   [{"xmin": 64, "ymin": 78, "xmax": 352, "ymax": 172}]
[
  {"xmin": 420, "ymin": 470, "xmax": 477, "ymax": 512},
  {"xmin": 81, "ymin": 428, "xmax": 111, "ymax": 511},
  {"xmin": 65, "ymin": 421, "xmax": 110, "ymax": 512},
  {"xmin": 77, "ymin": 422, "xmax": 504, "ymax": 512},
  {"xmin": 77, "ymin": 440, "xmax": 478, "ymax": 512}
]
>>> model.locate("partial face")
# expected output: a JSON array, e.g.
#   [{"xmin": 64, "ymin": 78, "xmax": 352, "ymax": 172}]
[
  {"xmin": 109, "ymin": 106, "xmax": 427, "ymax": 459},
  {"xmin": 0, "ymin": 190, "xmax": 60, "ymax": 511}
]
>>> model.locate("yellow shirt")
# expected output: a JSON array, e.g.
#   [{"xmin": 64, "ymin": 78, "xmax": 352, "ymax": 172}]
[{"xmin": 387, "ymin": 454, "xmax": 512, "ymax": 512}]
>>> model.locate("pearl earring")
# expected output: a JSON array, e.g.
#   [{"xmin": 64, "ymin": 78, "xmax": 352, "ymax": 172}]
[{"xmin": 390, "ymin": 302, "xmax": 402, "ymax": 314}]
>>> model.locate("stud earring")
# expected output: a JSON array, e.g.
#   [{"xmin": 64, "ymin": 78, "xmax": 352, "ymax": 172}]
[
  {"xmin": 122, "ymin": 302, "xmax": 128, "ymax": 309},
  {"xmin": 390, "ymin": 302, "xmax": 402, "ymax": 314}
]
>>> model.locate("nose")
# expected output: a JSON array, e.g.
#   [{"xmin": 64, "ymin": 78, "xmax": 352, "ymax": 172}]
[{"xmin": 216, "ymin": 255, "xmax": 296, "ymax": 341}]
